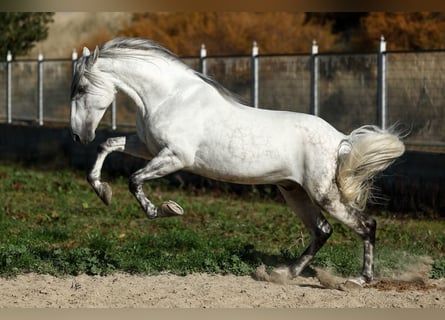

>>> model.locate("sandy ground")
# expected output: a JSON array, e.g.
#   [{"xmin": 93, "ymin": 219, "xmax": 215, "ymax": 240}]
[{"xmin": 1, "ymin": 270, "xmax": 445, "ymax": 308}]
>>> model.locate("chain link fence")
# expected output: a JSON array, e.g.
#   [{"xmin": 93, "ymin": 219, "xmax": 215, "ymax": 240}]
[
  {"xmin": 387, "ymin": 52, "xmax": 445, "ymax": 146},
  {"xmin": 1, "ymin": 43, "xmax": 445, "ymax": 151}
]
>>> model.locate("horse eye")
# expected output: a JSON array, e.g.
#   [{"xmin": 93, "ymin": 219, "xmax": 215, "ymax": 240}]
[{"xmin": 77, "ymin": 86, "xmax": 86, "ymax": 95}]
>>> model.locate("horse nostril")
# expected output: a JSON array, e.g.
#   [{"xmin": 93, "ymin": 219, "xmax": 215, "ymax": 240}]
[{"xmin": 73, "ymin": 133, "xmax": 81, "ymax": 143}]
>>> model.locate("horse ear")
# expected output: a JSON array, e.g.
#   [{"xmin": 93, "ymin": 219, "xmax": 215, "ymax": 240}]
[
  {"xmin": 82, "ymin": 47, "xmax": 91, "ymax": 57},
  {"xmin": 92, "ymin": 46, "xmax": 99, "ymax": 64}
]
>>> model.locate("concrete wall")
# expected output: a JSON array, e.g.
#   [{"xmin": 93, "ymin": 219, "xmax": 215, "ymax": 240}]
[{"xmin": 1, "ymin": 124, "xmax": 444, "ymax": 216}]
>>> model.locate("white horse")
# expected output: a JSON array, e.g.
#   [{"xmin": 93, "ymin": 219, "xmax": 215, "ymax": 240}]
[{"xmin": 70, "ymin": 37, "xmax": 405, "ymax": 286}]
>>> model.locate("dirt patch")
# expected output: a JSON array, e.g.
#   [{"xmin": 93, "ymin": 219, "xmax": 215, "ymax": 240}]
[
  {"xmin": 370, "ymin": 279, "xmax": 438, "ymax": 292},
  {"xmin": 1, "ymin": 272, "xmax": 445, "ymax": 308}
]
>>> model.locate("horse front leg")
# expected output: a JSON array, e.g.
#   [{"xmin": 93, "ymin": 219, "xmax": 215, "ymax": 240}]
[
  {"xmin": 129, "ymin": 147, "xmax": 185, "ymax": 219},
  {"xmin": 88, "ymin": 135, "xmax": 150, "ymax": 205}
]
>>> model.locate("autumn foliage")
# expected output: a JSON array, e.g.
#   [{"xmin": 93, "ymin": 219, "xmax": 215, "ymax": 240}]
[
  {"xmin": 78, "ymin": 13, "xmax": 340, "ymax": 56},
  {"xmin": 117, "ymin": 12, "xmax": 342, "ymax": 56},
  {"xmin": 79, "ymin": 12, "xmax": 445, "ymax": 56},
  {"xmin": 351, "ymin": 12, "xmax": 445, "ymax": 51}
]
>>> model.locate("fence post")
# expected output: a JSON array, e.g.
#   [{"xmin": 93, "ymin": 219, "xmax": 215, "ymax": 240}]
[
  {"xmin": 377, "ymin": 35, "xmax": 387, "ymax": 129},
  {"xmin": 111, "ymin": 98, "xmax": 117, "ymax": 130},
  {"xmin": 200, "ymin": 44, "xmax": 207, "ymax": 75},
  {"xmin": 71, "ymin": 48, "xmax": 78, "ymax": 76},
  {"xmin": 71, "ymin": 49, "xmax": 78, "ymax": 128},
  {"xmin": 251, "ymin": 41, "xmax": 259, "ymax": 108},
  {"xmin": 37, "ymin": 52, "xmax": 44, "ymax": 126},
  {"xmin": 6, "ymin": 51, "xmax": 12, "ymax": 124},
  {"xmin": 310, "ymin": 40, "xmax": 319, "ymax": 116}
]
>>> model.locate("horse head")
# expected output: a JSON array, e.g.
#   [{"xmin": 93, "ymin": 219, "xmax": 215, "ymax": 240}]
[{"xmin": 70, "ymin": 46, "xmax": 116, "ymax": 144}]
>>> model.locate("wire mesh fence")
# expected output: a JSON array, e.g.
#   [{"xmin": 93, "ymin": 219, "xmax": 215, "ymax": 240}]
[
  {"xmin": 386, "ymin": 52, "xmax": 445, "ymax": 145},
  {"xmin": 1, "ymin": 42, "xmax": 445, "ymax": 151}
]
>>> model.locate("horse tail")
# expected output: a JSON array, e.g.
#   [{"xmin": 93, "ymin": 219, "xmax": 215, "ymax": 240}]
[{"xmin": 336, "ymin": 125, "xmax": 405, "ymax": 211}]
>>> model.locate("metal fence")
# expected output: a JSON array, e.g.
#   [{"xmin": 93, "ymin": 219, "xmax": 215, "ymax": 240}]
[{"xmin": 1, "ymin": 37, "xmax": 445, "ymax": 150}]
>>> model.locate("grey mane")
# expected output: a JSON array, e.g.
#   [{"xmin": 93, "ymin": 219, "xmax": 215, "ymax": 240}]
[
  {"xmin": 71, "ymin": 37, "xmax": 244, "ymax": 104},
  {"xmin": 99, "ymin": 37, "xmax": 177, "ymax": 61}
]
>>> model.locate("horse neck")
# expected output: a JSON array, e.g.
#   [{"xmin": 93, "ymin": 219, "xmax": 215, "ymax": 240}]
[{"xmin": 99, "ymin": 55, "xmax": 190, "ymax": 115}]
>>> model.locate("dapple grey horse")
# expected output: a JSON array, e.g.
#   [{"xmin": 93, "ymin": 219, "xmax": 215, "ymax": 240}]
[{"xmin": 70, "ymin": 37, "xmax": 405, "ymax": 286}]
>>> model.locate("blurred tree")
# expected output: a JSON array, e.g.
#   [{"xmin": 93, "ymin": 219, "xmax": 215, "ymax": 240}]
[
  {"xmin": 304, "ymin": 12, "xmax": 368, "ymax": 50},
  {"xmin": 304, "ymin": 13, "xmax": 367, "ymax": 34},
  {"xmin": 114, "ymin": 12, "xmax": 341, "ymax": 56},
  {"xmin": 351, "ymin": 12, "xmax": 445, "ymax": 51},
  {"xmin": 74, "ymin": 12, "xmax": 445, "ymax": 57},
  {"xmin": 0, "ymin": 12, "xmax": 54, "ymax": 59}
]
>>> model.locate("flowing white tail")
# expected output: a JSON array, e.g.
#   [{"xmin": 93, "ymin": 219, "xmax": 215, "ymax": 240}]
[{"xmin": 336, "ymin": 125, "xmax": 405, "ymax": 211}]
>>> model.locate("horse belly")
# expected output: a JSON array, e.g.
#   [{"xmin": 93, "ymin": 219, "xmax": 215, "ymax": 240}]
[{"xmin": 190, "ymin": 125, "xmax": 303, "ymax": 185}]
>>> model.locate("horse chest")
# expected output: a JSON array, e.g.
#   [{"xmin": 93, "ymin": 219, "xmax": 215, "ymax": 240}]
[{"xmin": 136, "ymin": 119, "xmax": 164, "ymax": 157}]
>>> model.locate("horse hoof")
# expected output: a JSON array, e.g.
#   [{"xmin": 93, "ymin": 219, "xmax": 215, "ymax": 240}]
[
  {"xmin": 343, "ymin": 277, "xmax": 365, "ymax": 290},
  {"xmin": 269, "ymin": 266, "xmax": 292, "ymax": 284},
  {"xmin": 160, "ymin": 200, "xmax": 184, "ymax": 216},
  {"xmin": 99, "ymin": 182, "xmax": 112, "ymax": 206}
]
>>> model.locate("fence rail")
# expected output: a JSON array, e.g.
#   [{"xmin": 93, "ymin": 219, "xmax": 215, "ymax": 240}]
[{"xmin": 1, "ymin": 38, "xmax": 445, "ymax": 151}]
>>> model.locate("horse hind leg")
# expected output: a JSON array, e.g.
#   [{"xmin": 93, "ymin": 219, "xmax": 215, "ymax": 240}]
[
  {"xmin": 275, "ymin": 183, "xmax": 333, "ymax": 279},
  {"xmin": 322, "ymin": 198, "xmax": 376, "ymax": 286},
  {"xmin": 349, "ymin": 212, "xmax": 376, "ymax": 286}
]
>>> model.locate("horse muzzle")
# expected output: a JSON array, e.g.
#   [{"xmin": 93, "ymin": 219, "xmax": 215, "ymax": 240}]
[{"xmin": 71, "ymin": 131, "xmax": 95, "ymax": 144}]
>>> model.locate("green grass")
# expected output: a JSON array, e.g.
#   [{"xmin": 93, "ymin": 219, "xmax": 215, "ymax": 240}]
[{"xmin": 1, "ymin": 162, "xmax": 445, "ymax": 279}]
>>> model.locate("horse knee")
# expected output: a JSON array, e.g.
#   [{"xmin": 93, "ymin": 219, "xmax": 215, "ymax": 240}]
[
  {"xmin": 352, "ymin": 214, "xmax": 376, "ymax": 242},
  {"xmin": 365, "ymin": 216, "xmax": 376, "ymax": 231},
  {"xmin": 363, "ymin": 216, "xmax": 376, "ymax": 241},
  {"xmin": 97, "ymin": 139, "xmax": 113, "ymax": 153},
  {"xmin": 98, "ymin": 137, "xmax": 125, "ymax": 153},
  {"xmin": 97, "ymin": 142, "xmax": 107, "ymax": 153},
  {"xmin": 128, "ymin": 175, "xmax": 140, "ymax": 194}
]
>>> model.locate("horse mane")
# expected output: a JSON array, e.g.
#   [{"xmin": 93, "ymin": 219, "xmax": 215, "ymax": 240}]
[
  {"xmin": 71, "ymin": 37, "xmax": 245, "ymax": 105},
  {"xmin": 99, "ymin": 37, "xmax": 177, "ymax": 61}
]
